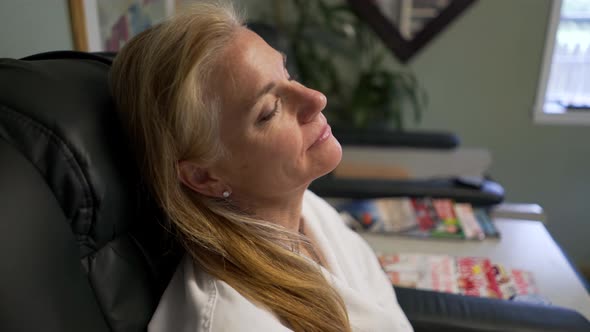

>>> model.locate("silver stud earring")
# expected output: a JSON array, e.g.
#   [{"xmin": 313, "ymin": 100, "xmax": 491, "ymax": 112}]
[{"xmin": 222, "ymin": 191, "xmax": 230, "ymax": 198}]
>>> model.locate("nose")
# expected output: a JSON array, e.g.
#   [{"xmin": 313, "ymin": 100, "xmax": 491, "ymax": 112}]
[{"xmin": 288, "ymin": 83, "xmax": 327, "ymax": 124}]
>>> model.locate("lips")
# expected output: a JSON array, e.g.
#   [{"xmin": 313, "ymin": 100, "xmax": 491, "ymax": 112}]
[{"xmin": 310, "ymin": 124, "xmax": 331, "ymax": 148}]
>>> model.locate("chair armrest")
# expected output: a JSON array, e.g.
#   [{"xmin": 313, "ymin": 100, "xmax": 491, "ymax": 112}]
[
  {"xmin": 395, "ymin": 287, "xmax": 590, "ymax": 332},
  {"xmin": 333, "ymin": 128, "xmax": 460, "ymax": 149},
  {"xmin": 310, "ymin": 176, "xmax": 504, "ymax": 206}
]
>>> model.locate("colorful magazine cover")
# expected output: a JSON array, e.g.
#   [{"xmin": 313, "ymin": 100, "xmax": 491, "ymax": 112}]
[
  {"xmin": 488, "ymin": 263, "xmax": 540, "ymax": 299},
  {"xmin": 395, "ymin": 198, "xmax": 467, "ymax": 239},
  {"xmin": 411, "ymin": 198, "xmax": 437, "ymax": 231},
  {"xmin": 338, "ymin": 198, "xmax": 418, "ymax": 232},
  {"xmin": 474, "ymin": 208, "xmax": 500, "ymax": 238},
  {"xmin": 377, "ymin": 253, "xmax": 539, "ymax": 300},
  {"xmin": 454, "ymin": 203, "xmax": 485, "ymax": 240},
  {"xmin": 455, "ymin": 256, "xmax": 502, "ymax": 298},
  {"xmin": 379, "ymin": 253, "xmax": 458, "ymax": 294},
  {"xmin": 338, "ymin": 197, "xmax": 499, "ymax": 240},
  {"xmin": 490, "ymin": 263, "xmax": 518, "ymax": 299},
  {"xmin": 429, "ymin": 199, "xmax": 465, "ymax": 239}
]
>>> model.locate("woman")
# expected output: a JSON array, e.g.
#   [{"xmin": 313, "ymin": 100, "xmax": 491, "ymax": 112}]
[{"xmin": 110, "ymin": 2, "xmax": 412, "ymax": 331}]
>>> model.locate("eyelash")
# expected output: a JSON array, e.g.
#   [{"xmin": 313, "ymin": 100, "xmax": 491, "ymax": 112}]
[{"xmin": 259, "ymin": 99, "xmax": 280, "ymax": 123}]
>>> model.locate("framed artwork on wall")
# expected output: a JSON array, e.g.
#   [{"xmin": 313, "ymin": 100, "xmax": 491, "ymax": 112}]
[
  {"xmin": 347, "ymin": 0, "xmax": 477, "ymax": 63},
  {"xmin": 68, "ymin": 0, "xmax": 176, "ymax": 52}
]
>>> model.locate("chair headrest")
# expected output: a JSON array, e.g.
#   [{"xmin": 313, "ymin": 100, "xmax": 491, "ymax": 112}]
[
  {"xmin": 0, "ymin": 51, "xmax": 181, "ymax": 331},
  {"xmin": 0, "ymin": 51, "xmax": 139, "ymax": 256}
]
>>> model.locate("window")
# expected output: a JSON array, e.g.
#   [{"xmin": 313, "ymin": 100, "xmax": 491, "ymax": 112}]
[{"xmin": 534, "ymin": 0, "xmax": 590, "ymax": 125}]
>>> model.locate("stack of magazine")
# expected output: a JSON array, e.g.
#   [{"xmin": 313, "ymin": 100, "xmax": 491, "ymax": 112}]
[
  {"xmin": 378, "ymin": 253, "xmax": 541, "ymax": 301},
  {"xmin": 337, "ymin": 197, "xmax": 499, "ymax": 240}
]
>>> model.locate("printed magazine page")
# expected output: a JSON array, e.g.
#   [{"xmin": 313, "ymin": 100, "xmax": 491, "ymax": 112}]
[
  {"xmin": 339, "ymin": 197, "xmax": 499, "ymax": 240},
  {"xmin": 378, "ymin": 253, "xmax": 540, "ymax": 300}
]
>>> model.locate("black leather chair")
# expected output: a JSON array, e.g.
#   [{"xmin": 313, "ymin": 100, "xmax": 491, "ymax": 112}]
[
  {"xmin": 0, "ymin": 51, "xmax": 180, "ymax": 332},
  {"xmin": 1, "ymin": 51, "xmax": 588, "ymax": 332}
]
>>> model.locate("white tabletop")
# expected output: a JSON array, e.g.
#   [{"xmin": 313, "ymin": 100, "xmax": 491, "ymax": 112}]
[{"xmin": 360, "ymin": 218, "xmax": 590, "ymax": 320}]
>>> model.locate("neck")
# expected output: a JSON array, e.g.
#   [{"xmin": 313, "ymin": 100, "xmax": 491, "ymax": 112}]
[{"xmin": 233, "ymin": 189, "xmax": 305, "ymax": 233}]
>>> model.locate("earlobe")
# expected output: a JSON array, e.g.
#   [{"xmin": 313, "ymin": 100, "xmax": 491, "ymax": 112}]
[{"xmin": 178, "ymin": 161, "xmax": 224, "ymax": 198}]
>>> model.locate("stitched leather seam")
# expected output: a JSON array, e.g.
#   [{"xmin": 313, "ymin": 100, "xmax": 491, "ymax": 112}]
[{"xmin": 0, "ymin": 105, "xmax": 96, "ymax": 246}]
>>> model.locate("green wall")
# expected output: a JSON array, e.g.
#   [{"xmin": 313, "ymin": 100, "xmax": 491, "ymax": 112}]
[
  {"xmin": 408, "ymin": 0, "xmax": 590, "ymax": 268},
  {"xmin": 0, "ymin": 0, "xmax": 72, "ymax": 58}
]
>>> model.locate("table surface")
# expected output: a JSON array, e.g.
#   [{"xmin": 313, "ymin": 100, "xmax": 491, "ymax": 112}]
[{"xmin": 360, "ymin": 218, "xmax": 590, "ymax": 320}]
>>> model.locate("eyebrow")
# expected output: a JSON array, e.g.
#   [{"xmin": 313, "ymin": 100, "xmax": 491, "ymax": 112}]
[
  {"xmin": 254, "ymin": 81, "xmax": 277, "ymax": 101},
  {"xmin": 253, "ymin": 52, "xmax": 288, "ymax": 101}
]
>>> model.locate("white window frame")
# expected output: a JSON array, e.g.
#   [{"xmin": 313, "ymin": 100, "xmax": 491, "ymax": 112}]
[{"xmin": 533, "ymin": 0, "xmax": 590, "ymax": 125}]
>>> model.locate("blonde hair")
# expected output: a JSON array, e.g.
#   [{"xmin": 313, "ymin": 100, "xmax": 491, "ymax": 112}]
[{"xmin": 109, "ymin": 2, "xmax": 351, "ymax": 331}]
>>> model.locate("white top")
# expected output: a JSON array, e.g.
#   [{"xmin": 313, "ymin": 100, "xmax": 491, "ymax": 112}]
[{"xmin": 148, "ymin": 191, "xmax": 413, "ymax": 331}]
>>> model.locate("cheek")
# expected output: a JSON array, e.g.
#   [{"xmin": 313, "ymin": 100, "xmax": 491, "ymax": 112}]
[
  {"xmin": 271, "ymin": 130, "xmax": 303, "ymax": 160},
  {"xmin": 248, "ymin": 130, "xmax": 304, "ymax": 175},
  {"xmin": 229, "ymin": 131, "xmax": 300, "ymax": 169}
]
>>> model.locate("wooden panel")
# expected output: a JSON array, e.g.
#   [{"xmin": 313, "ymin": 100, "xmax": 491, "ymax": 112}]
[
  {"xmin": 333, "ymin": 161, "xmax": 410, "ymax": 180},
  {"xmin": 68, "ymin": 0, "xmax": 88, "ymax": 51}
]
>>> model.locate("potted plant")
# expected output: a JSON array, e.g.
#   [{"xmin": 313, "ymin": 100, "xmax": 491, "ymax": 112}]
[{"xmin": 266, "ymin": 0, "xmax": 428, "ymax": 131}]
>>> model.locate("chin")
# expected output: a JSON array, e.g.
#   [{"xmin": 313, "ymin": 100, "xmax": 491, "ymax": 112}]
[{"xmin": 314, "ymin": 135, "xmax": 343, "ymax": 178}]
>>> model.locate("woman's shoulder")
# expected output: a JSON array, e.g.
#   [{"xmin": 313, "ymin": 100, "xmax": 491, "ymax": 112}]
[
  {"xmin": 148, "ymin": 255, "xmax": 217, "ymax": 331},
  {"xmin": 149, "ymin": 255, "xmax": 292, "ymax": 332}
]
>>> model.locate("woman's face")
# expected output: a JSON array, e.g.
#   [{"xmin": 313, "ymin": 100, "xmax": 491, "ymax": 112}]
[{"xmin": 209, "ymin": 27, "xmax": 342, "ymax": 203}]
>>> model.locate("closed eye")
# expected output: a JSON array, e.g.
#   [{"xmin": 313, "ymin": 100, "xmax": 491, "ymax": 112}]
[{"xmin": 258, "ymin": 99, "xmax": 280, "ymax": 124}]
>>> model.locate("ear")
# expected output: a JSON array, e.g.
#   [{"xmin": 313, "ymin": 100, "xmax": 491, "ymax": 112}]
[{"xmin": 178, "ymin": 161, "xmax": 225, "ymax": 198}]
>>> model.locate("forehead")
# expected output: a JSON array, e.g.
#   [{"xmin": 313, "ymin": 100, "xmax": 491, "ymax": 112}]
[
  {"xmin": 213, "ymin": 27, "xmax": 281, "ymax": 106},
  {"xmin": 222, "ymin": 27, "xmax": 275, "ymax": 69}
]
